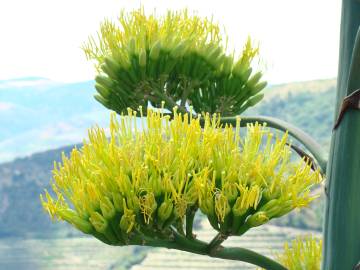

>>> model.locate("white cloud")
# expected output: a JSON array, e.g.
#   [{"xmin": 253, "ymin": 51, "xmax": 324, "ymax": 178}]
[
  {"xmin": 0, "ymin": 102, "xmax": 15, "ymax": 111},
  {"xmin": 0, "ymin": 0, "xmax": 341, "ymax": 84},
  {"xmin": 0, "ymin": 78, "xmax": 58, "ymax": 89}
]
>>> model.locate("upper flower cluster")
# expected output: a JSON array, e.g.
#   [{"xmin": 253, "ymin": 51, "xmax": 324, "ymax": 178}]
[
  {"xmin": 41, "ymin": 107, "xmax": 322, "ymax": 245},
  {"xmin": 82, "ymin": 8, "xmax": 266, "ymax": 116}
]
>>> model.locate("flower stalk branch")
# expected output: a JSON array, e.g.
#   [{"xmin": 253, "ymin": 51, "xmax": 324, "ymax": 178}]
[{"xmin": 207, "ymin": 232, "xmax": 228, "ymax": 254}]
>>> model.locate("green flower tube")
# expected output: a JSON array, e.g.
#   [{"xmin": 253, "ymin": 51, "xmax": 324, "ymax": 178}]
[{"xmin": 100, "ymin": 196, "xmax": 116, "ymax": 220}]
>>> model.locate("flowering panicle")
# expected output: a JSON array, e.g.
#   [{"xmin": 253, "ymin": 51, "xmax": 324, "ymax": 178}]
[
  {"xmin": 41, "ymin": 107, "xmax": 322, "ymax": 245},
  {"xmin": 82, "ymin": 8, "xmax": 266, "ymax": 116},
  {"xmin": 272, "ymin": 235, "xmax": 322, "ymax": 270}
]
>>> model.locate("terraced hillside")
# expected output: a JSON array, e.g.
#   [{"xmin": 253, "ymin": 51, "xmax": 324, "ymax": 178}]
[
  {"xmin": 131, "ymin": 220, "xmax": 320, "ymax": 270},
  {"xmin": 0, "ymin": 237, "xmax": 146, "ymax": 270}
]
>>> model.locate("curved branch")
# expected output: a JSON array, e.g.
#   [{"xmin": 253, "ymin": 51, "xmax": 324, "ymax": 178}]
[
  {"xmin": 220, "ymin": 115, "xmax": 328, "ymax": 174},
  {"xmin": 141, "ymin": 229, "xmax": 287, "ymax": 270},
  {"xmin": 211, "ymin": 246, "xmax": 287, "ymax": 270}
]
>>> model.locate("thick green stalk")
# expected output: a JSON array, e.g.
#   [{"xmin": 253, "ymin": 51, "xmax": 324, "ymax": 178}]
[
  {"xmin": 210, "ymin": 246, "xmax": 287, "ymax": 270},
  {"xmin": 140, "ymin": 230, "xmax": 287, "ymax": 270},
  {"xmin": 322, "ymin": 1, "xmax": 360, "ymax": 269},
  {"xmin": 219, "ymin": 116, "xmax": 328, "ymax": 173}
]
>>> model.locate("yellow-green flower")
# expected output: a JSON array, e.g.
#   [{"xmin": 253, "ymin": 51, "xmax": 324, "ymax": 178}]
[
  {"xmin": 274, "ymin": 235, "xmax": 322, "ymax": 270},
  {"xmin": 82, "ymin": 8, "xmax": 266, "ymax": 116},
  {"xmin": 41, "ymin": 107, "xmax": 322, "ymax": 244}
]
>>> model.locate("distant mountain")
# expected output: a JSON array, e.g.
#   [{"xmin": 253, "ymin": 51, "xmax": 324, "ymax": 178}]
[
  {"xmin": 0, "ymin": 77, "xmax": 109, "ymax": 162},
  {"xmin": 0, "ymin": 144, "xmax": 79, "ymax": 237},
  {"xmin": 0, "ymin": 78, "xmax": 336, "ymax": 237}
]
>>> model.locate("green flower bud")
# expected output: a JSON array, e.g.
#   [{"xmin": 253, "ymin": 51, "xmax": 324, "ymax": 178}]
[
  {"xmin": 232, "ymin": 197, "xmax": 248, "ymax": 217},
  {"xmin": 239, "ymin": 67, "xmax": 252, "ymax": 82},
  {"xmin": 213, "ymin": 54, "xmax": 226, "ymax": 69},
  {"xmin": 112, "ymin": 192, "xmax": 124, "ymax": 213},
  {"xmin": 58, "ymin": 209, "xmax": 93, "ymax": 234},
  {"xmin": 95, "ymin": 83, "xmax": 111, "ymax": 99},
  {"xmin": 117, "ymin": 174, "xmax": 132, "ymax": 194},
  {"xmin": 199, "ymin": 196, "xmax": 215, "ymax": 216},
  {"xmin": 89, "ymin": 212, "xmax": 108, "ymax": 233},
  {"xmin": 233, "ymin": 60, "xmax": 250, "ymax": 78},
  {"xmin": 94, "ymin": 94, "xmax": 111, "ymax": 109},
  {"xmin": 127, "ymin": 192, "xmax": 140, "ymax": 213},
  {"xmin": 119, "ymin": 208, "xmax": 136, "ymax": 233},
  {"xmin": 100, "ymin": 63, "xmax": 116, "ymax": 81},
  {"xmin": 247, "ymin": 71, "xmax": 262, "ymax": 87},
  {"xmin": 157, "ymin": 199, "xmax": 174, "ymax": 222},
  {"xmin": 259, "ymin": 199, "xmax": 279, "ymax": 212},
  {"xmin": 170, "ymin": 41, "xmax": 186, "ymax": 58},
  {"xmin": 246, "ymin": 211, "xmax": 269, "ymax": 227},
  {"xmin": 208, "ymin": 46, "xmax": 222, "ymax": 62},
  {"xmin": 100, "ymin": 196, "xmax": 116, "ymax": 220},
  {"xmin": 250, "ymin": 81, "xmax": 267, "ymax": 95},
  {"xmin": 222, "ymin": 56, "xmax": 233, "ymax": 76},
  {"xmin": 273, "ymin": 201, "xmax": 294, "ymax": 218},
  {"xmin": 185, "ymin": 183, "xmax": 198, "ymax": 206},
  {"xmin": 102, "ymin": 57, "xmax": 130, "ymax": 82},
  {"xmin": 149, "ymin": 40, "xmax": 161, "ymax": 60},
  {"xmin": 222, "ymin": 182, "xmax": 238, "ymax": 204},
  {"xmin": 139, "ymin": 49, "xmax": 147, "ymax": 68},
  {"xmin": 263, "ymin": 187, "xmax": 281, "ymax": 201},
  {"xmin": 247, "ymin": 94, "xmax": 264, "ymax": 107},
  {"xmin": 128, "ymin": 37, "xmax": 136, "ymax": 54},
  {"xmin": 95, "ymin": 75, "xmax": 114, "ymax": 89},
  {"xmin": 257, "ymin": 199, "xmax": 283, "ymax": 218},
  {"xmin": 149, "ymin": 174, "xmax": 162, "ymax": 197}
]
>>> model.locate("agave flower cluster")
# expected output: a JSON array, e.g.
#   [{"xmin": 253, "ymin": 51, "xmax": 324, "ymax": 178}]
[
  {"xmin": 274, "ymin": 236, "xmax": 322, "ymax": 270},
  {"xmin": 41, "ymin": 107, "xmax": 322, "ymax": 246},
  {"xmin": 83, "ymin": 8, "xmax": 266, "ymax": 116}
]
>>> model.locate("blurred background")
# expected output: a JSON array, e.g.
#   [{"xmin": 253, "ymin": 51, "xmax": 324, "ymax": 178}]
[{"xmin": 0, "ymin": 0, "xmax": 340, "ymax": 269}]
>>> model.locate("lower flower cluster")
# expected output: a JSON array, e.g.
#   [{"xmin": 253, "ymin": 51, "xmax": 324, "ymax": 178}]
[{"xmin": 41, "ymin": 107, "xmax": 322, "ymax": 245}]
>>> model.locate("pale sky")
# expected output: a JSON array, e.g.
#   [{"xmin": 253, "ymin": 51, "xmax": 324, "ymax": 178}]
[{"xmin": 0, "ymin": 0, "xmax": 341, "ymax": 84}]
